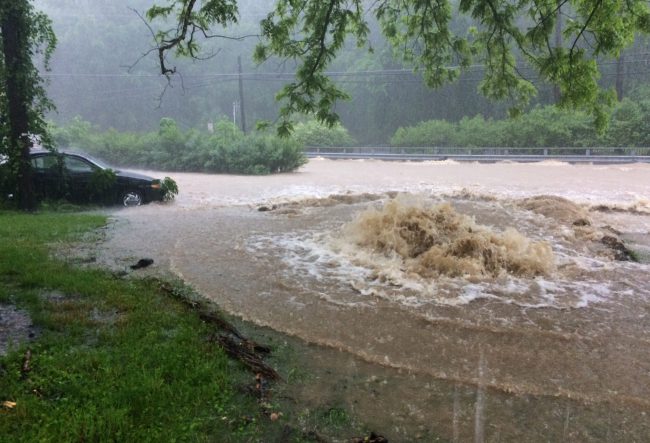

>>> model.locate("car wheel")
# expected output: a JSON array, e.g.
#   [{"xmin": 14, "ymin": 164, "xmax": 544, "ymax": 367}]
[{"xmin": 121, "ymin": 190, "xmax": 143, "ymax": 207}]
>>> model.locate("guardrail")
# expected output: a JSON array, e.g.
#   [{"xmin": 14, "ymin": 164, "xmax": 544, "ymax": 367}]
[{"xmin": 304, "ymin": 146, "xmax": 650, "ymax": 163}]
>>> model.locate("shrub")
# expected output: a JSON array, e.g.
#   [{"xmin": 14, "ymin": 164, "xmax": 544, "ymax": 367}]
[
  {"xmin": 50, "ymin": 118, "xmax": 307, "ymax": 175},
  {"xmin": 390, "ymin": 100, "xmax": 649, "ymax": 148},
  {"xmin": 292, "ymin": 120, "xmax": 356, "ymax": 147},
  {"xmin": 453, "ymin": 116, "xmax": 508, "ymax": 147},
  {"xmin": 391, "ymin": 119, "xmax": 457, "ymax": 147},
  {"xmin": 214, "ymin": 135, "xmax": 306, "ymax": 174},
  {"xmin": 159, "ymin": 176, "xmax": 179, "ymax": 201}
]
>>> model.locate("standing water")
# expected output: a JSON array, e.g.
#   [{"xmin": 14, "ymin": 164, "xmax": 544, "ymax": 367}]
[{"xmin": 99, "ymin": 159, "xmax": 650, "ymax": 441}]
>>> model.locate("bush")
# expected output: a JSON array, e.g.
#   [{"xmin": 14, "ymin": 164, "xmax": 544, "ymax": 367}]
[
  {"xmin": 50, "ymin": 118, "xmax": 307, "ymax": 175},
  {"xmin": 454, "ymin": 116, "xmax": 508, "ymax": 147},
  {"xmin": 292, "ymin": 120, "xmax": 356, "ymax": 147},
  {"xmin": 391, "ymin": 119, "xmax": 456, "ymax": 147},
  {"xmin": 390, "ymin": 99, "xmax": 650, "ymax": 148},
  {"xmin": 159, "ymin": 176, "xmax": 179, "ymax": 201}
]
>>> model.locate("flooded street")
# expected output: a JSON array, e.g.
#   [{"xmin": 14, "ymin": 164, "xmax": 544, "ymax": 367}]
[{"xmin": 100, "ymin": 159, "xmax": 650, "ymax": 441}]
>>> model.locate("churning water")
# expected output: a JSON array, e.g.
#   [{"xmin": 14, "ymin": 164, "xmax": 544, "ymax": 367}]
[{"xmin": 99, "ymin": 159, "xmax": 650, "ymax": 441}]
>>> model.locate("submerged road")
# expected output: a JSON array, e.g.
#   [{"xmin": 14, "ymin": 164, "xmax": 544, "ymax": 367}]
[{"xmin": 96, "ymin": 159, "xmax": 650, "ymax": 441}]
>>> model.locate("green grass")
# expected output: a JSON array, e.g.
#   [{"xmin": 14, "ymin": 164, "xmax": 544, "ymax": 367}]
[{"xmin": 0, "ymin": 211, "xmax": 294, "ymax": 442}]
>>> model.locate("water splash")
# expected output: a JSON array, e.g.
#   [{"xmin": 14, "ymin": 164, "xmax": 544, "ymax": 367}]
[{"xmin": 341, "ymin": 195, "xmax": 555, "ymax": 278}]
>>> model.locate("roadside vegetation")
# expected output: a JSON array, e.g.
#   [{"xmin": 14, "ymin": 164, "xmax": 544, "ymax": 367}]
[
  {"xmin": 291, "ymin": 120, "xmax": 356, "ymax": 148},
  {"xmin": 0, "ymin": 211, "xmax": 368, "ymax": 441},
  {"xmin": 50, "ymin": 85, "xmax": 650, "ymax": 164},
  {"xmin": 391, "ymin": 86, "xmax": 650, "ymax": 149},
  {"xmin": 50, "ymin": 118, "xmax": 307, "ymax": 175}
]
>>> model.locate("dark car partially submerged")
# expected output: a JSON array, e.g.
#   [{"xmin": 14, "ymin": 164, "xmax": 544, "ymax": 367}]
[{"xmin": 2, "ymin": 149, "xmax": 167, "ymax": 206}]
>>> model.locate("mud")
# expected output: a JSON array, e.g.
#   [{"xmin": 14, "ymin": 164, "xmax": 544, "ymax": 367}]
[{"xmin": 90, "ymin": 159, "xmax": 650, "ymax": 441}]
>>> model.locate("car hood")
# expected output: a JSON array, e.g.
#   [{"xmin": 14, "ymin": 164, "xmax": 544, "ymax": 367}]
[{"xmin": 115, "ymin": 169, "xmax": 157, "ymax": 181}]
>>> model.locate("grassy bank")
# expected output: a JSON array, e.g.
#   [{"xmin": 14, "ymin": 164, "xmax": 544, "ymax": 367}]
[{"xmin": 0, "ymin": 211, "xmax": 303, "ymax": 441}]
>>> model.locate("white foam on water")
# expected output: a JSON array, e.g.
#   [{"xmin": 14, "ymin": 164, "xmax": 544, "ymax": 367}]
[
  {"xmin": 246, "ymin": 228, "xmax": 631, "ymax": 310},
  {"xmin": 245, "ymin": 193, "xmax": 650, "ymax": 311}
]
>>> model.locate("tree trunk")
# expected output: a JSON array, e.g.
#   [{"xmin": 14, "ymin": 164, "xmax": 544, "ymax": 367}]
[{"xmin": 1, "ymin": 2, "xmax": 35, "ymax": 210}]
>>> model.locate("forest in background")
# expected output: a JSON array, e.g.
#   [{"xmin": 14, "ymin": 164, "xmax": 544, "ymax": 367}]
[{"xmin": 37, "ymin": 0, "xmax": 650, "ymax": 146}]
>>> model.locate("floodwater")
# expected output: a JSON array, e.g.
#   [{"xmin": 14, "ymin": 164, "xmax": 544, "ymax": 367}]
[{"xmin": 99, "ymin": 159, "xmax": 650, "ymax": 441}]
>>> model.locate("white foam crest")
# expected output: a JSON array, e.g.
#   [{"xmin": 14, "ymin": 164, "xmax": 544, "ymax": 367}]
[
  {"xmin": 534, "ymin": 160, "xmax": 572, "ymax": 166},
  {"xmin": 246, "ymin": 228, "xmax": 633, "ymax": 310}
]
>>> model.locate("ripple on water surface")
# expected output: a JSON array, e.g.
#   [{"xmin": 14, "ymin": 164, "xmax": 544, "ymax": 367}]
[{"xmin": 100, "ymin": 163, "xmax": 650, "ymax": 440}]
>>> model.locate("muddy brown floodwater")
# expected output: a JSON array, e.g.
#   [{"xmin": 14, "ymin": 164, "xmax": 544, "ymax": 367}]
[{"xmin": 97, "ymin": 159, "xmax": 650, "ymax": 441}]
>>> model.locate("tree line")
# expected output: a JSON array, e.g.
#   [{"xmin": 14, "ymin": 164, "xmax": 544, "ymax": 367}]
[
  {"xmin": 391, "ymin": 85, "xmax": 650, "ymax": 149},
  {"xmin": 4, "ymin": 0, "xmax": 650, "ymax": 208},
  {"xmin": 37, "ymin": 0, "xmax": 650, "ymax": 144}
]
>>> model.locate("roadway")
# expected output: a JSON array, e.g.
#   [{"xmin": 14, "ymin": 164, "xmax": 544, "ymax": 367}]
[{"xmin": 304, "ymin": 147, "xmax": 650, "ymax": 164}]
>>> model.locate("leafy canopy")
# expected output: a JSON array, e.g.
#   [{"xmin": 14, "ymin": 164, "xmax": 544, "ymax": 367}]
[
  {"xmin": 0, "ymin": 1, "xmax": 56, "ymax": 153},
  {"xmin": 149, "ymin": 0, "xmax": 650, "ymax": 132}
]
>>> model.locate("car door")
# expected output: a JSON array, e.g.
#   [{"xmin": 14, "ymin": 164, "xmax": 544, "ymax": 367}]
[
  {"xmin": 31, "ymin": 153, "xmax": 65, "ymax": 199},
  {"xmin": 62, "ymin": 155, "xmax": 98, "ymax": 202}
]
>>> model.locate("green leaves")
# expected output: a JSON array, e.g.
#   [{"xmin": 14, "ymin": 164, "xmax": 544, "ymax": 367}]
[
  {"xmin": 146, "ymin": 0, "xmax": 239, "ymax": 74},
  {"xmin": 160, "ymin": 176, "xmax": 179, "ymax": 201},
  {"xmin": 49, "ymin": 118, "xmax": 307, "ymax": 176},
  {"xmin": 148, "ymin": 0, "xmax": 650, "ymax": 134},
  {"xmin": 254, "ymin": 0, "xmax": 368, "ymax": 129}
]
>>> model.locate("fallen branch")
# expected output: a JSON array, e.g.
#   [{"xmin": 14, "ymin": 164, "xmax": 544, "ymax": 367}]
[
  {"xmin": 156, "ymin": 279, "xmax": 278, "ymax": 379},
  {"xmin": 213, "ymin": 334, "xmax": 280, "ymax": 381},
  {"xmin": 21, "ymin": 349, "xmax": 31, "ymax": 379}
]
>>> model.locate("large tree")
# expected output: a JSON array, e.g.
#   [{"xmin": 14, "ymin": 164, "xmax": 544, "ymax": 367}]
[
  {"xmin": 148, "ymin": 0, "xmax": 650, "ymax": 133},
  {"xmin": 0, "ymin": 1, "xmax": 55, "ymax": 210}
]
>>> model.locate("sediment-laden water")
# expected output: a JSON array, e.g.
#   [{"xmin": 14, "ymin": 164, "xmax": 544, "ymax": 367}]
[{"xmin": 98, "ymin": 159, "xmax": 650, "ymax": 441}]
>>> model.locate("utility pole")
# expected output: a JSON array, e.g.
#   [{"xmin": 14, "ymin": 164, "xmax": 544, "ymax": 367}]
[
  {"xmin": 553, "ymin": 3, "xmax": 562, "ymax": 104},
  {"xmin": 238, "ymin": 55, "xmax": 247, "ymax": 133},
  {"xmin": 616, "ymin": 54, "xmax": 625, "ymax": 101}
]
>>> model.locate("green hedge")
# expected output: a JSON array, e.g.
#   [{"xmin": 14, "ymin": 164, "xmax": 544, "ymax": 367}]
[
  {"xmin": 391, "ymin": 86, "xmax": 650, "ymax": 148},
  {"xmin": 49, "ymin": 118, "xmax": 307, "ymax": 175},
  {"xmin": 291, "ymin": 120, "xmax": 356, "ymax": 147}
]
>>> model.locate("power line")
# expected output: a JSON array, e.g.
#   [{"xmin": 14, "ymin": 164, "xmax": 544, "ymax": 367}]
[{"xmin": 42, "ymin": 53, "xmax": 650, "ymax": 80}]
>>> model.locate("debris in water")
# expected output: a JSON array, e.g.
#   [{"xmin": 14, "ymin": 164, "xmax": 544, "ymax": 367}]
[
  {"xmin": 601, "ymin": 235, "xmax": 636, "ymax": 261},
  {"xmin": 590, "ymin": 201, "xmax": 650, "ymax": 215},
  {"xmin": 350, "ymin": 432, "xmax": 389, "ymax": 443},
  {"xmin": 130, "ymin": 258, "xmax": 154, "ymax": 270},
  {"xmin": 213, "ymin": 335, "xmax": 280, "ymax": 380}
]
